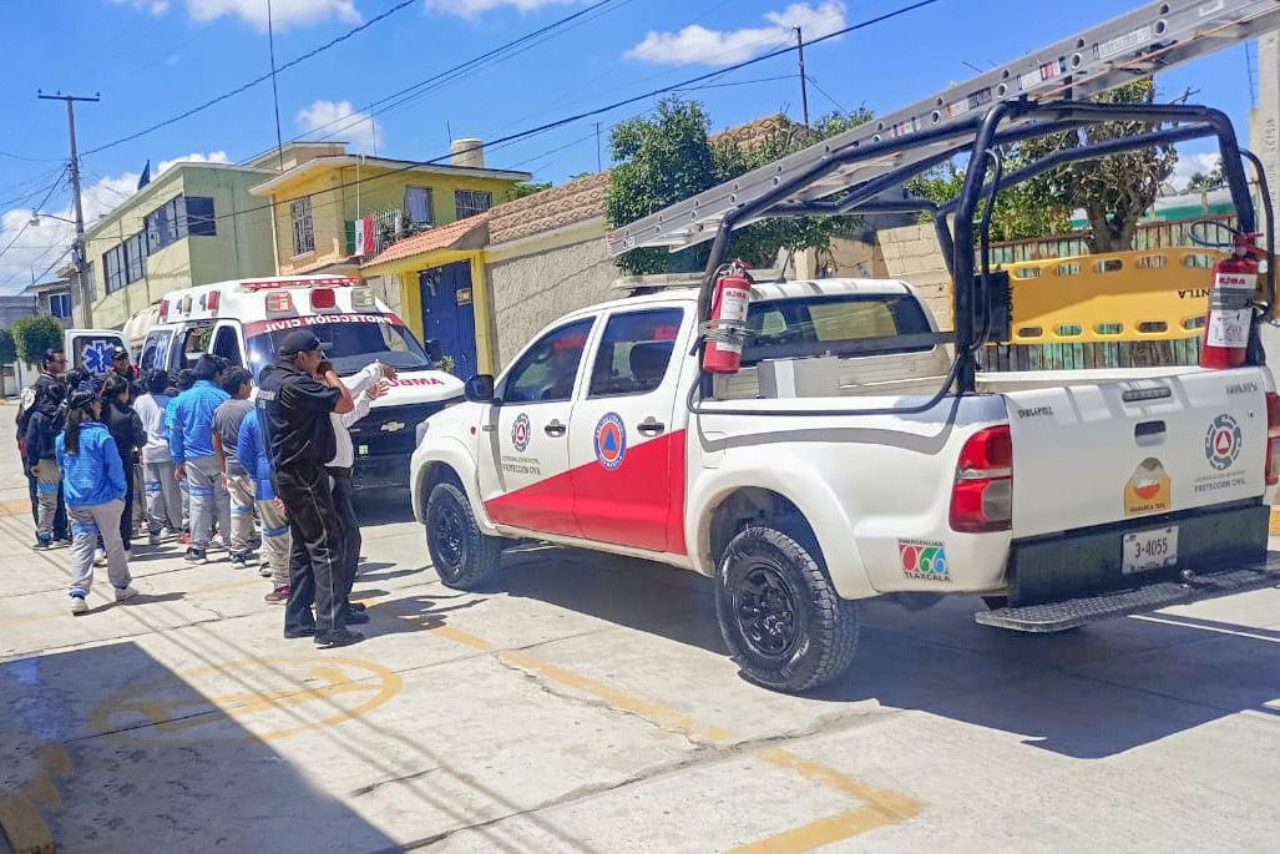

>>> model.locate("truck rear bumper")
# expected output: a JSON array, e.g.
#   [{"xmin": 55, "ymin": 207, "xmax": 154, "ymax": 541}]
[{"xmin": 976, "ymin": 554, "xmax": 1280, "ymax": 633}]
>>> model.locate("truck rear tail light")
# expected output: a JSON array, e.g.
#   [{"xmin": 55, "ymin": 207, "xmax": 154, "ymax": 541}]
[
  {"xmin": 206, "ymin": 290, "xmax": 220, "ymax": 311},
  {"xmin": 950, "ymin": 425, "xmax": 1013, "ymax": 533},
  {"xmin": 266, "ymin": 291, "xmax": 294, "ymax": 316},
  {"xmin": 352, "ymin": 287, "xmax": 375, "ymax": 309},
  {"xmin": 311, "ymin": 288, "xmax": 336, "ymax": 310},
  {"xmin": 1266, "ymin": 392, "xmax": 1280, "ymax": 486}
]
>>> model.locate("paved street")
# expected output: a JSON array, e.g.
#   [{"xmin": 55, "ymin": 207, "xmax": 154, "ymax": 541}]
[{"xmin": 2, "ymin": 410, "xmax": 1279, "ymax": 854}]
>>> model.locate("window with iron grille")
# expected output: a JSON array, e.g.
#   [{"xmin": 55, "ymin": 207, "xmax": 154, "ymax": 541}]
[
  {"xmin": 405, "ymin": 186, "xmax": 433, "ymax": 226},
  {"xmin": 454, "ymin": 189, "xmax": 492, "ymax": 219},
  {"xmin": 291, "ymin": 197, "xmax": 315, "ymax": 255}
]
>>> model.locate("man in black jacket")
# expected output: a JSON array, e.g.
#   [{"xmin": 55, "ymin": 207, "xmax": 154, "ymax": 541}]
[
  {"xmin": 257, "ymin": 330, "xmax": 358, "ymax": 648},
  {"xmin": 16, "ymin": 349, "xmax": 68, "ymax": 539}
]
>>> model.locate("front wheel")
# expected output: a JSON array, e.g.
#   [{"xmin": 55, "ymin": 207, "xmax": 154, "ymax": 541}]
[
  {"xmin": 715, "ymin": 525, "xmax": 859, "ymax": 693},
  {"xmin": 425, "ymin": 481, "xmax": 502, "ymax": 590}
]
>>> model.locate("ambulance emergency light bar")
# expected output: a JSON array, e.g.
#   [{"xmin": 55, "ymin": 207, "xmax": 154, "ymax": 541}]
[
  {"xmin": 240, "ymin": 277, "xmax": 359, "ymax": 291},
  {"xmin": 607, "ymin": 0, "xmax": 1280, "ymax": 255}
]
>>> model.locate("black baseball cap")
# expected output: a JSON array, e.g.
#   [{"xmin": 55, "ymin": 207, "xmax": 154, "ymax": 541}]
[
  {"xmin": 110, "ymin": 346, "xmax": 129, "ymax": 361},
  {"xmin": 279, "ymin": 329, "xmax": 330, "ymax": 357}
]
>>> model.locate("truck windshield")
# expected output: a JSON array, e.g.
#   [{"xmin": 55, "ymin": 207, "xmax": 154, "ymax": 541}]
[
  {"xmin": 248, "ymin": 319, "xmax": 432, "ymax": 377},
  {"xmin": 743, "ymin": 294, "xmax": 932, "ymax": 365}
]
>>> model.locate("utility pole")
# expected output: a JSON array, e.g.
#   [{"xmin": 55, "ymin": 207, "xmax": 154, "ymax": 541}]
[
  {"xmin": 38, "ymin": 90, "xmax": 99, "ymax": 328},
  {"xmin": 794, "ymin": 26, "xmax": 810, "ymax": 130}
]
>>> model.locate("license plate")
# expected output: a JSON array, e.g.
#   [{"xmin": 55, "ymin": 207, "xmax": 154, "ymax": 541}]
[{"xmin": 1122, "ymin": 526, "xmax": 1179, "ymax": 575}]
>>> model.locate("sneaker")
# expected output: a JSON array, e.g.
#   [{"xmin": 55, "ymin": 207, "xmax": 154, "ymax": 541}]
[
  {"xmin": 34, "ymin": 535, "xmax": 53, "ymax": 550},
  {"xmin": 258, "ymin": 564, "xmax": 273, "ymax": 578},
  {"xmin": 264, "ymin": 586, "xmax": 290, "ymax": 604},
  {"xmin": 115, "ymin": 585, "xmax": 139, "ymax": 603},
  {"xmin": 314, "ymin": 629, "xmax": 364, "ymax": 649},
  {"xmin": 148, "ymin": 531, "xmax": 162, "ymax": 547},
  {"xmin": 55, "ymin": 537, "xmax": 72, "ymax": 549},
  {"xmin": 184, "ymin": 548, "xmax": 208, "ymax": 564},
  {"xmin": 344, "ymin": 607, "xmax": 370, "ymax": 625},
  {"xmin": 283, "ymin": 624, "xmax": 316, "ymax": 639},
  {"xmin": 229, "ymin": 552, "xmax": 250, "ymax": 569},
  {"xmin": 70, "ymin": 594, "xmax": 88, "ymax": 615},
  {"xmin": 94, "ymin": 549, "xmax": 107, "ymax": 567},
  {"xmin": 349, "ymin": 601, "xmax": 367, "ymax": 612}
]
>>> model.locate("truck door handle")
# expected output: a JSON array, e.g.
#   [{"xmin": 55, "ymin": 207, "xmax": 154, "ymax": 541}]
[
  {"xmin": 544, "ymin": 420, "xmax": 566, "ymax": 437},
  {"xmin": 638, "ymin": 418, "xmax": 666, "ymax": 436}
]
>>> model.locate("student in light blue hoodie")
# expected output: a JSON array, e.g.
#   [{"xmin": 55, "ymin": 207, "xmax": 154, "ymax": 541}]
[{"xmin": 57, "ymin": 389, "xmax": 137, "ymax": 615}]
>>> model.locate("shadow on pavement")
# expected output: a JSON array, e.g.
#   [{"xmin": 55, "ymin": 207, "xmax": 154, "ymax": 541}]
[
  {"xmin": 490, "ymin": 544, "xmax": 1280, "ymax": 760},
  {"xmin": 354, "ymin": 489, "xmax": 415, "ymax": 526},
  {"xmin": 0, "ymin": 641, "xmax": 400, "ymax": 852}
]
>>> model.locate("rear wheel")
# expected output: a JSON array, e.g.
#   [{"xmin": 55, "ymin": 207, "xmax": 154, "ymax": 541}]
[
  {"xmin": 425, "ymin": 481, "xmax": 501, "ymax": 590},
  {"xmin": 715, "ymin": 525, "xmax": 859, "ymax": 693}
]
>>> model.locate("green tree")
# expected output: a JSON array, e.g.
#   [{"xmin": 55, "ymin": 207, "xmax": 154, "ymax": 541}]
[
  {"xmin": 1186, "ymin": 162, "xmax": 1225, "ymax": 193},
  {"xmin": 0, "ymin": 328, "xmax": 15, "ymax": 365},
  {"xmin": 513, "ymin": 181, "xmax": 552, "ymax": 199},
  {"xmin": 906, "ymin": 79, "xmax": 1176, "ymax": 252},
  {"xmin": 605, "ymin": 98, "xmax": 874, "ymax": 275},
  {"xmin": 11, "ymin": 316, "xmax": 64, "ymax": 365}
]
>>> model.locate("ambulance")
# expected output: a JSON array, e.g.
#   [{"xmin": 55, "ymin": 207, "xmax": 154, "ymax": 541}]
[{"xmin": 138, "ymin": 275, "xmax": 463, "ymax": 489}]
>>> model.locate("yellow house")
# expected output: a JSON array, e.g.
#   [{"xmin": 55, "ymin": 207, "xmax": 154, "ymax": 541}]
[{"xmin": 249, "ymin": 140, "xmax": 528, "ymax": 375}]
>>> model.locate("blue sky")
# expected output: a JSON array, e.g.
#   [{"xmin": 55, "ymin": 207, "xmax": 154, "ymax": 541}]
[{"xmin": 0, "ymin": 0, "xmax": 1259, "ymax": 292}]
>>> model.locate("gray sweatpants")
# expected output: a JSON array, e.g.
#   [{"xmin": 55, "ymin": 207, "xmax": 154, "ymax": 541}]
[
  {"xmin": 69, "ymin": 500, "xmax": 131, "ymax": 596},
  {"xmin": 227, "ymin": 474, "xmax": 256, "ymax": 555},
  {"xmin": 258, "ymin": 497, "xmax": 292, "ymax": 588},
  {"xmin": 144, "ymin": 460, "xmax": 183, "ymax": 533},
  {"xmin": 186, "ymin": 456, "xmax": 230, "ymax": 551},
  {"xmin": 35, "ymin": 458, "xmax": 61, "ymax": 539}
]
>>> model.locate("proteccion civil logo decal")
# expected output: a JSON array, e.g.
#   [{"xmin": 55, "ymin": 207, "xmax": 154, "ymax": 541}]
[
  {"xmin": 1205, "ymin": 413, "xmax": 1242, "ymax": 472},
  {"xmin": 594, "ymin": 413, "xmax": 626, "ymax": 470},
  {"xmin": 511, "ymin": 413, "xmax": 531, "ymax": 453}
]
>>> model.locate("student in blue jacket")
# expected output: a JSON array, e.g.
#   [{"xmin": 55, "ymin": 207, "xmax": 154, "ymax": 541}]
[
  {"xmin": 57, "ymin": 389, "xmax": 137, "ymax": 615},
  {"xmin": 238, "ymin": 409, "xmax": 292, "ymax": 604},
  {"xmin": 170, "ymin": 356, "xmax": 231, "ymax": 564}
]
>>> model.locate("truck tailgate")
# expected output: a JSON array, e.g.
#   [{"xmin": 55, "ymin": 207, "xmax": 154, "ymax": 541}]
[{"xmin": 1003, "ymin": 367, "xmax": 1270, "ymax": 537}]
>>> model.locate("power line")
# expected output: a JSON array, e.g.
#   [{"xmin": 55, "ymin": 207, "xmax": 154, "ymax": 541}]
[
  {"xmin": 305, "ymin": 0, "xmax": 627, "ymax": 145},
  {"xmin": 0, "ymin": 173, "xmax": 68, "ymax": 266},
  {"xmin": 82, "ymin": 0, "xmax": 421, "ymax": 157},
  {"xmin": 0, "ymin": 149, "xmax": 62, "ymax": 163},
  {"xmin": 804, "ymin": 73, "xmax": 854, "ymax": 116}
]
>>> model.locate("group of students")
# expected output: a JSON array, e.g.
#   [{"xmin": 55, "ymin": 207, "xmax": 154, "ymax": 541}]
[{"xmin": 16, "ymin": 334, "xmax": 393, "ymax": 647}]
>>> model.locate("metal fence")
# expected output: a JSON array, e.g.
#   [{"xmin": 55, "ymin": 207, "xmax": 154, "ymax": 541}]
[{"xmin": 987, "ymin": 213, "xmax": 1236, "ymax": 266}]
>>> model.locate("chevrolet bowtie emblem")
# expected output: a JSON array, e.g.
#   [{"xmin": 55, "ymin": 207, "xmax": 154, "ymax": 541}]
[{"xmin": 380, "ymin": 421, "xmax": 406, "ymax": 433}]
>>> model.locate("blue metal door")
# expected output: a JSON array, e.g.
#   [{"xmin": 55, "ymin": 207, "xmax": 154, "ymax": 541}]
[{"xmin": 419, "ymin": 260, "xmax": 477, "ymax": 378}]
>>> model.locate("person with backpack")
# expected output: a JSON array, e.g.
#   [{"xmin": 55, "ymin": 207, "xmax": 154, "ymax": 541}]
[
  {"xmin": 23, "ymin": 381, "xmax": 67, "ymax": 550},
  {"xmin": 102, "ymin": 373, "xmax": 147, "ymax": 554},
  {"xmin": 17, "ymin": 349, "xmax": 68, "ymax": 541},
  {"xmin": 58, "ymin": 388, "xmax": 137, "ymax": 615},
  {"xmin": 135, "ymin": 369, "xmax": 181, "ymax": 545}
]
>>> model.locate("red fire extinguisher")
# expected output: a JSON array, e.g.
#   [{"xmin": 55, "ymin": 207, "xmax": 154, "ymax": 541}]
[
  {"xmin": 1200, "ymin": 232, "xmax": 1261, "ymax": 369},
  {"xmin": 702, "ymin": 262, "xmax": 753, "ymax": 374}
]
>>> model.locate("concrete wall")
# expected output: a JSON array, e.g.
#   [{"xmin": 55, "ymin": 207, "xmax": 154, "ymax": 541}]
[
  {"xmin": 876, "ymin": 223, "xmax": 953, "ymax": 330},
  {"xmin": 486, "ymin": 223, "xmax": 621, "ymax": 369}
]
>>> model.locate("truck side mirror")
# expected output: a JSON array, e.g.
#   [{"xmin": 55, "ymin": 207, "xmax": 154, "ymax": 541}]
[
  {"xmin": 464, "ymin": 374, "xmax": 495, "ymax": 403},
  {"xmin": 425, "ymin": 339, "xmax": 445, "ymax": 362}
]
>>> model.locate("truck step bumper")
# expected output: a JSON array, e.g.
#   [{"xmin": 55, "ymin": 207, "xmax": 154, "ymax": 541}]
[{"xmin": 975, "ymin": 554, "xmax": 1280, "ymax": 633}]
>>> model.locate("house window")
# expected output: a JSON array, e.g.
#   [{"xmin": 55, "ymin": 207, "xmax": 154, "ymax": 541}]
[
  {"xmin": 49, "ymin": 293, "xmax": 72, "ymax": 319},
  {"xmin": 186, "ymin": 196, "xmax": 216, "ymax": 236},
  {"xmin": 125, "ymin": 232, "xmax": 147, "ymax": 283},
  {"xmin": 405, "ymin": 186, "xmax": 433, "ymax": 226},
  {"xmin": 454, "ymin": 189, "xmax": 492, "ymax": 219},
  {"xmin": 291, "ymin": 197, "xmax": 315, "ymax": 255},
  {"xmin": 143, "ymin": 194, "xmax": 216, "ymax": 253},
  {"xmin": 103, "ymin": 245, "xmax": 125, "ymax": 293}
]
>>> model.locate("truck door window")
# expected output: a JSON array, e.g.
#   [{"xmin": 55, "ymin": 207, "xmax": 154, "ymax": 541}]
[
  {"xmin": 588, "ymin": 308, "xmax": 682, "ymax": 398},
  {"xmin": 179, "ymin": 323, "xmax": 214, "ymax": 370},
  {"xmin": 743, "ymin": 294, "xmax": 931, "ymax": 364},
  {"xmin": 212, "ymin": 325, "xmax": 242, "ymax": 367},
  {"xmin": 141, "ymin": 330, "xmax": 172, "ymax": 372},
  {"xmin": 503, "ymin": 319, "xmax": 593, "ymax": 404}
]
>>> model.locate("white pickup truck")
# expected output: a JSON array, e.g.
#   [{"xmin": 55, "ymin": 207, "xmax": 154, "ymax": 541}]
[{"xmin": 410, "ymin": 277, "xmax": 1280, "ymax": 692}]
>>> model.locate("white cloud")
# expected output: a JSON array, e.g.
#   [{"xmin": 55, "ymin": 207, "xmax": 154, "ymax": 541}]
[
  {"xmin": 109, "ymin": 0, "xmax": 172, "ymax": 15},
  {"xmin": 296, "ymin": 99, "xmax": 383, "ymax": 154},
  {"xmin": 0, "ymin": 151, "xmax": 230, "ymax": 293},
  {"xmin": 627, "ymin": 1, "xmax": 847, "ymax": 66},
  {"xmin": 185, "ymin": 0, "xmax": 362, "ymax": 30},
  {"xmin": 1170, "ymin": 150, "xmax": 1223, "ymax": 192},
  {"xmin": 427, "ymin": 0, "xmax": 579, "ymax": 18},
  {"xmin": 157, "ymin": 151, "xmax": 231, "ymax": 174}
]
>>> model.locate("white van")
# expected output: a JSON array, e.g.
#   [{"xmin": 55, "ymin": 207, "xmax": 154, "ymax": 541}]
[{"xmin": 138, "ymin": 275, "xmax": 463, "ymax": 490}]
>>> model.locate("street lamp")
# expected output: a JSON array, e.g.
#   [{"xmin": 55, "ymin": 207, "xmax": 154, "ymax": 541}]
[
  {"xmin": 28, "ymin": 211, "xmax": 92, "ymax": 326},
  {"xmin": 29, "ymin": 212, "xmax": 78, "ymax": 227}
]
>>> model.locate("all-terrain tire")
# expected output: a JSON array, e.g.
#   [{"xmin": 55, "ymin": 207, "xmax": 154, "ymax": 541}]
[
  {"xmin": 425, "ymin": 481, "xmax": 502, "ymax": 590},
  {"xmin": 715, "ymin": 525, "xmax": 859, "ymax": 693}
]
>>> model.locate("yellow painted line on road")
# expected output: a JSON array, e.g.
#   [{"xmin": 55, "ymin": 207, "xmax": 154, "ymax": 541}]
[
  {"xmin": 1269, "ymin": 506, "xmax": 1280, "ymax": 536},
  {"xmin": 0, "ymin": 745, "xmax": 72, "ymax": 854},
  {"xmin": 422, "ymin": 624, "xmax": 921, "ymax": 851},
  {"xmin": 0, "ymin": 497, "xmax": 34, "ymax": 518}
]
